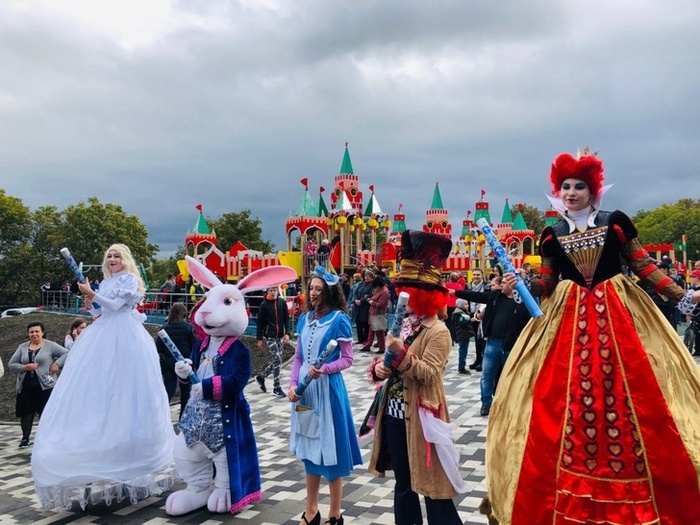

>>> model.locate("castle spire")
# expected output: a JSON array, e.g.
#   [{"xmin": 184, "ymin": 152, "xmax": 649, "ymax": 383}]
[
  {"xmin": 500, "ymin": 199, "xmax": 513, "ymax": 224},
  {"xmin": 193, "ymin": 204, "xmax": 211, "ymax": 234},
  {"xmin": 318, "ymin": 186, "xmax": 329, "ymax": 217},
  {"xmin": 339, "ymin": 141, "xmax": 354, "ymax": 175},
  {"xmin": 430, "ymin": 182, "xmax": 444, "ymax": 209}
]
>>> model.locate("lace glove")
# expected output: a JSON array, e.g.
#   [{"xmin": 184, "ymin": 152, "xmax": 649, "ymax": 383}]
[{"xmin": 678, "ymin": 290, "xmax": 697, "ymax": 315}]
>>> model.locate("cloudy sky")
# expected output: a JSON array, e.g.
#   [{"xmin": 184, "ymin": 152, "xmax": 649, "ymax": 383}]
[{"xmin": 2, "ymin": 0, "xmax": 699, "ymax": 256}]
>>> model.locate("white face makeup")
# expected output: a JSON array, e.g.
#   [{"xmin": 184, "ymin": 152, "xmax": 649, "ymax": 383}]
[
  {"xmin": 560, "ymin": 178, "xmax": 592, "ymax": 212},
  {"xmin": 106, "ymin": 250, "xmax": 125, "ymax": 273}
]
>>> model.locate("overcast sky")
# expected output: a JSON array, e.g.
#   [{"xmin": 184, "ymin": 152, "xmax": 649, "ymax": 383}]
[{"xmin": 2, "ymin": 1, "xmax": 699, "ymax": 256}]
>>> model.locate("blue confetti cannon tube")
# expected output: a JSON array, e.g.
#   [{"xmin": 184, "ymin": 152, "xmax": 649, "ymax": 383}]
[
  {"xmin": 476, "ymin": 218, "xmax": 543, "ymax": 318},
  {"xmin": 384, "ymin": 291, "xmax": 410, "ymax": 368},
  {"xmin": 158, "ymin": 329, "xmax": 201, "ymax": 384},
  {"xmin": 59, "ymin": 247, "xmax": 87, "ymax": 284},
  {"xmin": 295, "ymin": 339, "xmax": 338, "ymax": 396}
]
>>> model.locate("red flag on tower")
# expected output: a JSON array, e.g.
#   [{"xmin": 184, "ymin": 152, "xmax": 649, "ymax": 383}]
[
  {"xmin": 320, "ymin": 186, "xmax": 325, "ymax": 193},
  {"xmin": 369, "ymin": 185, "xmax": 374, "ymax": 193},
  {"xmin": 196, "ymin": 204, "xmax": 203, "ymax": 212},
  {"xmin": 480, "ymin": 189, "xmax": 486, "ymax": 200},
  {"xmin": 300, "ymin": 178, "xmax": 308, "ymax": 190}
]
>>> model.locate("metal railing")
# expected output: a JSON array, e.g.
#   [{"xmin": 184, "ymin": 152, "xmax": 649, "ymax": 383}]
[{"xmin": 40, "ymin": 290, "xmax": 303, "ymax": 336}]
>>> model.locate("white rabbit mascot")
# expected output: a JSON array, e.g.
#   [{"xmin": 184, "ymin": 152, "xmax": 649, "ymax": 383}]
[{"xmin": 165, "ymin": 256, "xmax": 296, "ymax": 516}]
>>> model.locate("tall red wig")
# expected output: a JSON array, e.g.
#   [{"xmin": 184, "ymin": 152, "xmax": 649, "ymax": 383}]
[
  {"xmin": 549, "ymin": 153, "xmax": 604, "ymax": 197},
  {"xmin": 395, "ymin": 285, "xmax": 449, "ymax": 318}
]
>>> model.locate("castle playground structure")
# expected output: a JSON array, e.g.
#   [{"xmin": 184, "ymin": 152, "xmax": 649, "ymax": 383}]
[{"xmin": 175, "ymin": 143, "xmax": 554, "ymax": 291}]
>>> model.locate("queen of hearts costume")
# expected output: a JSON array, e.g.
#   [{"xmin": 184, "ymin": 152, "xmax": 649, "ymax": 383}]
[{"xmin": 484, "ymin": 153, "xmax": 700, "ymax": 524}]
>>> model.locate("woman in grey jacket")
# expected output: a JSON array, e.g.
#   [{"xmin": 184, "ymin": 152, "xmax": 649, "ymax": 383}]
[{"xmin": 8, "ymin": 322, "xmax": 68, "ymax": 448}]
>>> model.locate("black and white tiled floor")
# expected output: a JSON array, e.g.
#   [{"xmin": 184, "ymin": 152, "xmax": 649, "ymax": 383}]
[{"xmin": 0, "ymin": 345, "xmax": 490, "ymax": 524}]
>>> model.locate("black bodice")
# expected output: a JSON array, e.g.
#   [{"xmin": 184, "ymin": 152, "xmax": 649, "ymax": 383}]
[{"xmin": 539, "ymin": 210, "xmax": 637, "ymax": 289}]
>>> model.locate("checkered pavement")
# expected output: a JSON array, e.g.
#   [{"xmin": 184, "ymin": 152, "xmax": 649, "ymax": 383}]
[{"xmin": 0, "ymin": 343, "xmax": 491, "ymax": 525}]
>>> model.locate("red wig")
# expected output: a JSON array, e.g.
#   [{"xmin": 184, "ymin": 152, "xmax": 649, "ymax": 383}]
[
  {"xmin": 549, "ymin": 153, "xmax": 604, "ymax": 197},
  {"xmin": 395, "ymin": 285, "xmax": 449, "ymax": 318},
  {"xmin": 189, "ymin": 299, "xmax": 208, "ymax": 341}
]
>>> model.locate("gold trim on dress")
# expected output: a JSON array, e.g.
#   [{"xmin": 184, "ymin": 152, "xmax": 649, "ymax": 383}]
[
  {"xmin": 552, "ymin": 510, "xmax": 660, "ymax": 525},
  {"xmin": 553, "ymin": 286, "xmax": 581, "ymax": 521},
  {"xmin": 559, "ymin": 227, "xmax": 606, "ymax": 287},
  {"xmin": 604, "ymin": 283, "xmax": 661, "ymax": 518}
]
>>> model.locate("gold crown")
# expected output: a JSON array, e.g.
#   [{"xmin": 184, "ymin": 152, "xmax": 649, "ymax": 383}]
[{"xmin": 576, "ymin": 146, "xmax": 599, "ymax": 159}]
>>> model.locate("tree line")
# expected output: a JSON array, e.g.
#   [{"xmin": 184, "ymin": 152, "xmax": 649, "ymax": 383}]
[
  {"xmin": 0, "ymin": 190, "xmax": 273, "ymax": 306},
  {"xmin": 1, "ymin": 188, "xmax": 698, "ymax": 307}
]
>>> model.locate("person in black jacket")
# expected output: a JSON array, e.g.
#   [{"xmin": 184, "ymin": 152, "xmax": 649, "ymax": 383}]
[
  {"xmin": 155, "ymin": 302, "xmax": 197, "ymax": 419},
  {"xmin": 638, "ymin": 261, "xmax": 678, "ymax": 330},
  {"xmin": 352, "ymin": 271, "xmax": 374, "ymax": 347},
  {"xmin": 255, "ymin": 286, "xmax": 290, "ymax": 397},
  {"xmin": 686, "ymin": 270, "xmax": 700, "ymax": 356},
  {"xmin": 454, "ymin": 273, "xmax": 531, "ymax": 416}
]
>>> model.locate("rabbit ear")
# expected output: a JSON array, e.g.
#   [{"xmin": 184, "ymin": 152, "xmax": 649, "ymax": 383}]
[
  {"xmin": 185, "ymin": 256, "xmax": 222, "ymax": 289},
  {"xmin": 237, "ymin": 266, "xmax": 297, "ymax": 295}
]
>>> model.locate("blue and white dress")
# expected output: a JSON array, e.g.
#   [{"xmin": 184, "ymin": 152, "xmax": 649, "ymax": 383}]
[
  {"xmin": 31, "ymin": 271, "xmax": 175, "ymax": 510},
  {"xmin": 289, "ymin": 310, "xmax": 362, "ymax": 481}
]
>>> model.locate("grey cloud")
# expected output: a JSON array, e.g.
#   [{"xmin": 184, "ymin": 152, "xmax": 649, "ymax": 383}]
[{"xmin": 1, "ymin": 1, "xmax": 699, "ymax": 256}]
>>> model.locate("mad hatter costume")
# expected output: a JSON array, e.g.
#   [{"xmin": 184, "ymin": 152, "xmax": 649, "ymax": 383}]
[{"xmin": 367, "ymin": 230, "xmax": 467, "ymax": 525}]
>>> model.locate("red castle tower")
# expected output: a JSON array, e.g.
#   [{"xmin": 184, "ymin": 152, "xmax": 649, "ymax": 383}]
[{"xmin": 423, "ymin": 182, "xmax": 452, "ymax": 239}]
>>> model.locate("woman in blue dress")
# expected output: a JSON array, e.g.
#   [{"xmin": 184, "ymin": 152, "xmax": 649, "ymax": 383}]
[{"xmin": 287, "ymin": 267, "xmax": 362, "ymax": 525}]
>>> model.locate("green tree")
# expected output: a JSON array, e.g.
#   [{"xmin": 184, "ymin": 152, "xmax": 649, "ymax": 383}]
[
  {"xmin": 633, "ymin": 198, "xmax": 700, "ymax": 261},
  {"xmin": 59, "ymin": 197, "xmax": 159, "ymax": 271},
  {"xmin": 151, "ymin": 246, "xmax": 185, "ymax": 290},
  {"xmin": 0, "ymin": 190, "xmax": 32, "ymax": 304},
  {"xmin": 27, "ymin": 206, "xmax": 65, "ymax": 295},
  {"xmin": 510, "ymin": 203, "xmax": 545, "ymax": 237},
  {"xmin": 0, "ymin": 189, "xmax": 31, "ymax": 251},
  {"xmin": 209, "ymin": 209, "xmax": 275, "ymax": 254}
]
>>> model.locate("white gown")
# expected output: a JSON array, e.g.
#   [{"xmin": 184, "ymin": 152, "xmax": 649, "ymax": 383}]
[{"xmin": 31, "ymin": 271, "xmax": 176, "ymax": 510}]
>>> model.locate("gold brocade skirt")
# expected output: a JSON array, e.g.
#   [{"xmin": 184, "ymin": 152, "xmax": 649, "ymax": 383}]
[{"xmin": 486, "ymin": 275, "xmax": 700, "ymax": 525}]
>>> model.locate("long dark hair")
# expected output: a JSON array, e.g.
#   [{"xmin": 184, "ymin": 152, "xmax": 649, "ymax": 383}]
[
  {"xmin": 304, "ymin": 277, "xmax": 348, "ymax": 314},
  {"xmin": 166, "ymin": 303, "xmax": 189, "ymax": 324},
  {"xmin": 66, "ymin": 318, "xmax": 87, "ymax": 336}
]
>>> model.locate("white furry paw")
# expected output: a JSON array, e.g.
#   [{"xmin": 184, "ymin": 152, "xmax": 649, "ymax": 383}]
[
  {"xmin": 165, "ymin": 487, "xmax": 213, "ymax": 516},
  {"xmin": 207, "ymin": 487, "xmax": 231, "ymax": 513},
  {"xmin": 175, "ymin": 359, "xmax": 193, "ymax": 379},
  {"xmin": 191, "ymin": 383, "xmax": 203, "ymax": 401}
]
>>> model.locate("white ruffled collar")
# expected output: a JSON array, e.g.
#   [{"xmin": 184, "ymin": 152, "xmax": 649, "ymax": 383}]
[
  {"xmin": 306, "ymin": 310, "xmax": 339, "ymax": 327},
  {"xmin": 545, "ymin": 184, "xmax": 613, "ymax": 233}
]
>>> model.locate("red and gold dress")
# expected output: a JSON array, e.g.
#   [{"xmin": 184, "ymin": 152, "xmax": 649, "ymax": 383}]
[{"xmin": 487, "ymin": 210, "xmax": 700, "ymax": 525}]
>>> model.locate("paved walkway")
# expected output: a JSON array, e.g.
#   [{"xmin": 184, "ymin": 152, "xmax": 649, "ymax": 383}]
[
  {"xmin": 2, "ymin": 337, "xmax": 699, "ymax": 525},
  {"xmin": 0, "ymin": 343, "xmax": 491, "ymax": 525}
]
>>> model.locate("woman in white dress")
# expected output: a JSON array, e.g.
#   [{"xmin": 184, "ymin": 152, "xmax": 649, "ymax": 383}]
[{"xmin": 32, "ymin": 244, "xmax": 175, "ymax": 510}]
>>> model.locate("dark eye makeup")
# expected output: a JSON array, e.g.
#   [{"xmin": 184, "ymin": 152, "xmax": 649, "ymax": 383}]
[{"xmin": 561, "ymin": 182, "xmax": 587, "ymax": 190}]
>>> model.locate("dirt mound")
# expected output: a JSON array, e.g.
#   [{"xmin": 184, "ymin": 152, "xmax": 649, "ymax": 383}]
[{"xmin": 0, "ymin": 312, "xmax": 293, "ymax": 422}]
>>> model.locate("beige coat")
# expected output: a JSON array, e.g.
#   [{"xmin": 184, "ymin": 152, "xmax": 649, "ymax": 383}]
[{"xmin": 367, "ymin": 317, "xmax": 457, "ymax": 499}]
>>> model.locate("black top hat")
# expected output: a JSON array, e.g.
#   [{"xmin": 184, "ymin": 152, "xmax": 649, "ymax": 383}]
[{"xmin": 393, "ymin": 230, "xmax": 452, "ymax": 291}]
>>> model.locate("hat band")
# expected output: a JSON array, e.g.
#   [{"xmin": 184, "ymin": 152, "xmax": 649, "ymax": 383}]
[{"xmin": 399, "ymin": 260, "xmax": 443, "ymax": 287}]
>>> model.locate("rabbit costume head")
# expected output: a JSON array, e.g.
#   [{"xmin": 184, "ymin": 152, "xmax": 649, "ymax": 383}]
[{"xmin": 185, "ymin": 256, "xmax": 297, "ymax": 338}]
